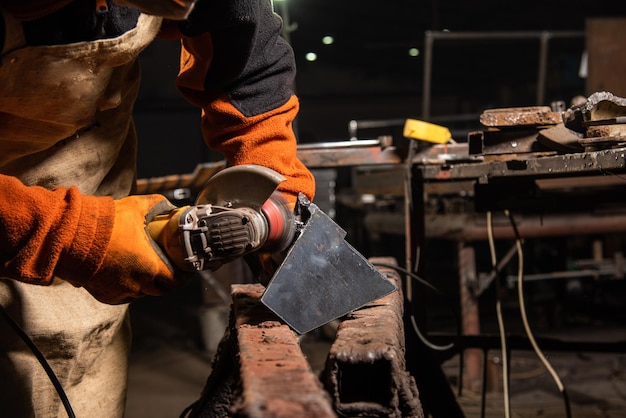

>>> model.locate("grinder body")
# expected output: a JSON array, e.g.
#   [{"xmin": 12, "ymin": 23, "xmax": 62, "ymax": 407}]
[{"xmin": 148, "ymin": 165, "xmax": 296, "ymax": 273}]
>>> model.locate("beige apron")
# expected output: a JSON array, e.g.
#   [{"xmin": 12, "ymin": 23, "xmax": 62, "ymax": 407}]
[{"xmin": 0, "ymin": 10, "xmax": 162, "ymax": 418}]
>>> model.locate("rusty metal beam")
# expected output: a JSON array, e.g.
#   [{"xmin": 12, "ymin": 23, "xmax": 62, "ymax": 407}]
[
  {"xmin": 425, "ymin": 212, "xmax": 626, "ymax": 241},
  {"xmin": 467, "ymin": 129, "xmax": 549, "ymax": 156},
  {"xmin": 296, "ymin": 140, "xmax": 403, "ymax": 168},
  {"xmin": 186, "ymin": 284, "xmax": 336, "ymax": 418},
  {"xmin": 362, "ymin": 209, "xmax": 626, "ymax": 241},
  {"xmin": 135, "ymin": 161, "xmax": 225, "ymax": 197},
  {"xmin": 458, "ymin": 244, "xmax": 482, "ymax": 396},
  {"xmin": 322, "ymin": 257, "xmax": 424, "ymax": 418},
  {"xmin": 420, "ymin": 146, "xmax": 626, "ymax": 182},
  {"xmin": 478, "ymin": 106, "xmax": 562, "ymax": 128}
]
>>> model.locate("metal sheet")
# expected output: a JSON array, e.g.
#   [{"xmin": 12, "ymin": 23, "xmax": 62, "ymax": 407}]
[{"xmin": 261, "ymin": 202, "xmax": 397, "ymax": 334}]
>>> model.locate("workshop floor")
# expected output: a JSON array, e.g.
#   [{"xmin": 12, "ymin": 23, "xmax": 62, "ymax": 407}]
[
  {"xmin": 442, "ymin": 328, "xmax": 626, "ymax": 418},
  {"xmin": 123, "ymin": 279, "xmax": 626, "ymax": 418},
  {"xmin": 124, "ymin": 289, "xmax": 211, "ymax": 418}
]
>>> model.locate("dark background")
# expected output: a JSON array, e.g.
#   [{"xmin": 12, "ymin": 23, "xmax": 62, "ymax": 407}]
[{"xmin": 134, "ymin": 0, "xmax": 626, "ymax": 178}]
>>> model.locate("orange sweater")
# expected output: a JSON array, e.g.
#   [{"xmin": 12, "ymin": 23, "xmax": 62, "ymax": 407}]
[
  {"xmin": 0, "ymin": 175, "xmax": 115, "ymax": 285},
  {"xmin": 0, "ymin": 0, "xmax": 314, "ymax": 286}
]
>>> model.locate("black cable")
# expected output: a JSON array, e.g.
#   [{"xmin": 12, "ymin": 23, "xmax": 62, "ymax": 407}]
[
  {"xmin": 372, "ymin": 262, "xmax": 461, "ymax": 352},
  {"xmin": 0, "ymin": 303, "xmax": 76, "ymax": 418}
]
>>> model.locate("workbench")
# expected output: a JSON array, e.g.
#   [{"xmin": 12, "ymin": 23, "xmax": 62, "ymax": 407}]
[{"xmin": 293, "ymin": 132, "xmax": 626, "ymax": 416}]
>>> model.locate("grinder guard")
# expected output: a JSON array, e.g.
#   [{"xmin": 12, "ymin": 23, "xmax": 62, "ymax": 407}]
[
  {"xmin": 196, "ymin": 164, "xmax": 286, "ymax": 210},
  {"xmin": 174, "ymin": 165, "xmax": 295, "ymax": 271}
]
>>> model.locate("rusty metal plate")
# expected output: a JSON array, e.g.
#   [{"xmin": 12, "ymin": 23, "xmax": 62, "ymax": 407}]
[{"xmin": 479, "ymin": 106, "xmax": 562, "ymax": 128}]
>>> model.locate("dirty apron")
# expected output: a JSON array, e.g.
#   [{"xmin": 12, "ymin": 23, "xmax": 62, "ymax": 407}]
[{"xmin": 0, "ymin": 10, "xmax": 162, "ymax": 418}]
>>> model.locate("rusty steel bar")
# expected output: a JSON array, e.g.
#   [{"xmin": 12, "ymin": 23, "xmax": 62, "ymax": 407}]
[
  {"xmin": 421, "ymin": 147, "xmax": 626, "ymax": 182},
  {"xmin": 296, "ymin": 140, "xmax": 402, "ymax": 168},
  {"xmin": 231, "ymin": 284, "xmax": 336, "ymax": 418},
  {"xmin": 186, "ymin": 284, "xmax": 337, "ymax": 418},
  {"xmin": 322, "ymin": 257, "xmax": 424, "ymax": 418},
  {"xmin": 425, "ymin": 212, "xmax": 626, "ymax": 241}
]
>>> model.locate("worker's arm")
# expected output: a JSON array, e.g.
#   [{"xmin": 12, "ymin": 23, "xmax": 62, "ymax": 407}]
[
  {"xmin": 163, "ymin": 0, "xmax": 315, "ymax": 204},
  {"xmin": 0, "ymin": 174, "xmax": 191, "ymax": 304}
]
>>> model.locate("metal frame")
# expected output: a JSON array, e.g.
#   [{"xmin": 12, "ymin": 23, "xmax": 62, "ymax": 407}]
[{"xmin": 421, "ymin": 30, "xmax": 585, "ymax": 120}]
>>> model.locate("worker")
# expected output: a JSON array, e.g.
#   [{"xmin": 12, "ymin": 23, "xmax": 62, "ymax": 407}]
[{"xmin": 0, "ymin": 0, "xmax": 315, "ymax": 417}]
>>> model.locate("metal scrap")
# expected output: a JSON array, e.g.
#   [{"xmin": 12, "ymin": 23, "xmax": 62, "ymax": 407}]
[
  {"xmin": 563, "ymin": 91, "xmax": 626, "ymax": 133},
  {"xmin": 467, "ymin": 106, "xmax": 563, "ymax": 157},
  {"xmin": 479, "ymin": 106, "xmax": 563, "ymax": 128},
  {"xmin": 536, "ymin": 123, "xmax": 584, "ymax": 153},
  {"xmin": 469, "ymin": 93, "xmax": 626, "ymax": 156},
  {"xmin": 468, "ymin": 128, "xmax": 549, "ymax": 156}
]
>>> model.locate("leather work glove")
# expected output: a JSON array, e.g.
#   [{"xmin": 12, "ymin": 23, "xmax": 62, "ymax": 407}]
[
  {"xmin": 147, "ymin": 191, "xmax": 297, "ymax": 286},
  {"xmin": 0, "ymin": 175, "xmax": 194, "ymax": 304},
  {"xmin": 70, "ymin": 194, "xmax": 195, "ymax": 304}
]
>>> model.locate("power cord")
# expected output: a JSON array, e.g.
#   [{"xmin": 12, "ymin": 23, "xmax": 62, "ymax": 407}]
[
  {"xmin": 0, "ymin": 303, "xmax": 76, "ymax": 418},
  {"xmin": 402, "ymin": 133, "xmax": 570, "ymax": 415},
  {"xmin": 486, "ymin": 211, "xmax": 511, "ymax": 418},
  {"xmin": 504, "ymin": 209, "xmax": 572, "ymax": 418}
]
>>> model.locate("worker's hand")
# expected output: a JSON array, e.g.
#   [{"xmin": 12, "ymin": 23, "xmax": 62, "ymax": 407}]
[{"xmin": 73, "ymin": 194, "xmax": 194, "ymax": 304}]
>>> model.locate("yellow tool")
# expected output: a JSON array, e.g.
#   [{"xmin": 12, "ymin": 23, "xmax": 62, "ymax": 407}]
[{"xmin": 403, "ymin": 119, "xmax": 452, "ymax": 144}]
